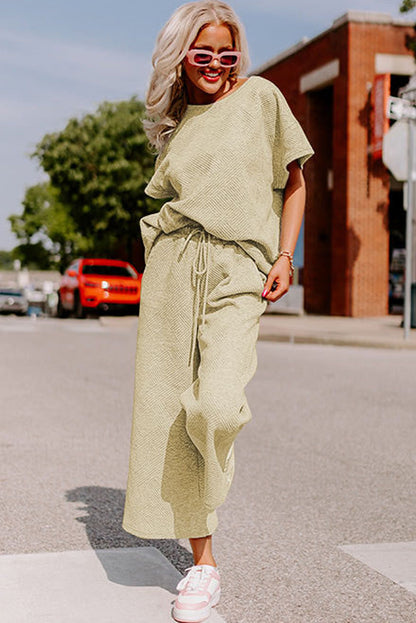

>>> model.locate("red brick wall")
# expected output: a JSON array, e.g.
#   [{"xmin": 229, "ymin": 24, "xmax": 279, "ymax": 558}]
[
  {"xmin": 259, "ymin": 19, "xmax": 414, "ymax": 316},
  {"xmin": 346, "ymin": 22, "xmax": 412, "ymax": 316},
  {"xmin": 329, "ymin": 28, "xmax": 349, "ymax": 316}
]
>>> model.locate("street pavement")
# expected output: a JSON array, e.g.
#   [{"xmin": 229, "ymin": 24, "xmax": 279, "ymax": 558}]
[{"xmin": 1, "ymin": 314, "xmax": 416, "ymax": 622}]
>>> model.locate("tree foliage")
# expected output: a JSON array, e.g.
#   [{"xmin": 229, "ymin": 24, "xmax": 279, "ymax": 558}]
[
  {"xmin": 401, "ymin": 0, "xmax": 416, "ymax": 57},
  {"xmin": 0, "ymin": 250, "xmax": 16, "ymax": 270},
  {"xmin": 9, "ymin": 182, "xmax": 89, "ymax": 272},
  {"xmin": 9, "ymin": 97, "xmax": 160, "ymax": 270},
  {"xmin": 33, "ymin": 97, "xmax": 158, "ymax": 261},
  {"xmin": 401, "ymin": 0, "xmax": 416, "ymax": 12}
]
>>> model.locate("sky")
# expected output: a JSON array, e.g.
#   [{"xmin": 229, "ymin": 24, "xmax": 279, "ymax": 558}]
[{"xmin": 0, "ymin": 0, "xmax": 409, "ymax": 250}]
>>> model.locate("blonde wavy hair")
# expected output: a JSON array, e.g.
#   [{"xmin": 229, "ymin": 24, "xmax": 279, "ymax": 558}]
[{"xmin": 143, "ymin": 0, "xmax": 250, "ymax": 153}]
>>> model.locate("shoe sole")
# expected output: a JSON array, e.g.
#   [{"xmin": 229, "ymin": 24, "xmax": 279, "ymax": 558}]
[{"xmin": 172, "ymin": 589, "xmax": 221, "ymax": 622}]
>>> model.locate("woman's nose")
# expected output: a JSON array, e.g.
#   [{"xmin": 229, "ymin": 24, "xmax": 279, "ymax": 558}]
[{"xmin": 209, "ymin": 57, "xmax": 221, "ymax": 69}]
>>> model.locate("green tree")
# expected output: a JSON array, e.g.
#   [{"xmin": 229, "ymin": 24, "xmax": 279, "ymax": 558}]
[
  {"xmin": 32, "ymin": 97, "xmax": 159, "ymax": 262},
  {"xmin": 401, "ymin": 0, "xmax": 416, "ymax": 11},
  {"xmin": 401, "ymin": 0, "xmax": 416, "ymax": 57},
  {"xmin": 0, "ymin": 250, "xmax": 15, "ymax": 270},
  {"xmin": 9, "ymin": 182, "xmax": 89, "ymax": 272}
]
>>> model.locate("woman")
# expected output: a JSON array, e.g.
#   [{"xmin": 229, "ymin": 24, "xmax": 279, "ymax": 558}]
[{"xmin": 122, "ymin": 2, "xmax": 314, "ymax": 621}]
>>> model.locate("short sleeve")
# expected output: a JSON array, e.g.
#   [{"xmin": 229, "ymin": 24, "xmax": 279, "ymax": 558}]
[
  {"xmin": 271, "ymin": 86, "xmax": 314, "ymax": 190},
  {"xmin": 144, "ymin": 152, "xmax": 176, "ymax": 199}
]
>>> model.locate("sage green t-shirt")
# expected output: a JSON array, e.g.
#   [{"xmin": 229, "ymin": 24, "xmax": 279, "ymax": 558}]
[{"xmin": 142, "ymin": 75, "xmax": 314, "ymax": 276}]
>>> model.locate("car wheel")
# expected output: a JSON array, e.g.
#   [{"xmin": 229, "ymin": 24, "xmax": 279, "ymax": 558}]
[
  {"xmin": 74, "ymin": 291, "xmax": 86, "ymax": 319},
  {"xmin": 57, "ymin": 293, "xmax": 69, "ymax": 318}
]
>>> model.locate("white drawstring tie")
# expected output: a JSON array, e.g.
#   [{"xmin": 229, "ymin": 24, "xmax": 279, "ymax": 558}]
[{"xmin": 180, "ymin": 228, "xmax": 212, "ymax": 367}]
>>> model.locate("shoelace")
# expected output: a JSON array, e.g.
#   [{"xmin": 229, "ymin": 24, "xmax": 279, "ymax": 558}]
[{"xmin": 176, "ymin": 565, "xmax": 215, "ymax": 592}]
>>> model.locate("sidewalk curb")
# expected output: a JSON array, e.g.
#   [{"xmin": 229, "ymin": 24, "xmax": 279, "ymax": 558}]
[{"xmin": 258, "ymin": 332, "xmax": 416, "ymax": 350}]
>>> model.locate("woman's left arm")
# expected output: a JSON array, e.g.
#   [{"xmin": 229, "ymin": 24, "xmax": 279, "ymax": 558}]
[{"xmin": 262, "ymin": 160, "xmax": 306, "ymax": 302}]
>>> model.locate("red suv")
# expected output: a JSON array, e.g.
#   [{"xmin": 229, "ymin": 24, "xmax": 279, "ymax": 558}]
[{"xmin": 57, "ymin": 258, "xmax": 142, "ymax": 318}]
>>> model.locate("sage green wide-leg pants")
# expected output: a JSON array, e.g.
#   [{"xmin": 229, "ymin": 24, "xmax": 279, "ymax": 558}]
[{"xmin": 122, "ymin": 224, "xmax": 267, "ymax": 539}]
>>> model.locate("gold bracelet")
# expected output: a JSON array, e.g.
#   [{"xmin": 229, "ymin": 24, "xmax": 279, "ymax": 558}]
[{"xmin": 277, "ymin": 250, "xmax": 294, "ymax": 277}]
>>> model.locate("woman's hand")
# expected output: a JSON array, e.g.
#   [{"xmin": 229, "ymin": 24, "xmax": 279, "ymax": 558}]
[{"xmin": 261, "ymin": 256, "xmax": 291, "ymax": 302}]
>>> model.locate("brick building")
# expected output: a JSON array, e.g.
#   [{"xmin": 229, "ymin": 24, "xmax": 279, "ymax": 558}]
[{"xmin": 252, "ymin": 11, "xmax": 415, "ymax": 316}]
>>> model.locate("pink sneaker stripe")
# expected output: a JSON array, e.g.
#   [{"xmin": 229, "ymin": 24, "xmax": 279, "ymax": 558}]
[{"xmin": 173, "ymin": 564, "xmax": 221, "ymax": 622}]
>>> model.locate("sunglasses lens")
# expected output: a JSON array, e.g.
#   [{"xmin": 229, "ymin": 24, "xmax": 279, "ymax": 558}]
[
  {"xmin": 193, "ymin": 52, "xmax": 212, "ymax": 65},
  {"xmin": 220, "ymin": 53, "xmax": 239, "ymax": 66}
]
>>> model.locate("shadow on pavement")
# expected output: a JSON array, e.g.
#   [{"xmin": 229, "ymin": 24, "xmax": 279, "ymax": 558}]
[{"xmin": 65, "ymin": 486, "xmax": 193, "ymax": 583}]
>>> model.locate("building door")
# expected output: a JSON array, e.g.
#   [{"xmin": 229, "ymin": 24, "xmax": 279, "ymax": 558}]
[
  {"xmin": 388, "ymin": 181, "xmax": 405, "ymax": 313},
  {"xmin": 304, "ymin": 85, "xmax": 334, "ymax": 314}
]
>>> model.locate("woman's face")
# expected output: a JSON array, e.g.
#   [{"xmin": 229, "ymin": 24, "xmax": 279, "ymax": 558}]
[{"xmin": 182, "ymin": 22, "xmax": 236, "ymax": 103}]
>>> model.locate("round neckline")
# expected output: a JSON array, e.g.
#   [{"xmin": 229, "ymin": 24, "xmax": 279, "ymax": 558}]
[{"xmin": 185, "ymin": 75, "xmax": 253, "ymax": 110}]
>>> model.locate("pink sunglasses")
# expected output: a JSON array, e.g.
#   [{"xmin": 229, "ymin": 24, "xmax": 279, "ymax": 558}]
[{"xmin": 186, "ymin": 48, "xmax": 241, "ymax": 68}]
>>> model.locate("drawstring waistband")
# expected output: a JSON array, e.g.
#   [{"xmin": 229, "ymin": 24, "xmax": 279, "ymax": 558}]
[{"xmin": 180, "ymin": 227, "xmax": 212, "ymax": 367}]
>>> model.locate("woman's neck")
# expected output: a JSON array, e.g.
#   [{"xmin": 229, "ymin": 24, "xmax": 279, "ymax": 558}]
[{"xmin": 184, "ymin": 77, "xmax": 233, "ymax": 105}]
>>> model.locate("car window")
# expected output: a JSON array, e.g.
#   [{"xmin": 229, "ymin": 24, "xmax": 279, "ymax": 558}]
[
  {"xmin": 0, "ymin": 290, "xmax": 23, "ymax": 296},
  {"xmin": 81, "ymin": 265, "xmax": 137, "ymax": 278}
]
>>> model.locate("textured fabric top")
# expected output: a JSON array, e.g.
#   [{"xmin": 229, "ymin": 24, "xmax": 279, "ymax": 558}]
[{"xmin": 141, "ymin": 75, "xmax": 314, "ymax": 275}]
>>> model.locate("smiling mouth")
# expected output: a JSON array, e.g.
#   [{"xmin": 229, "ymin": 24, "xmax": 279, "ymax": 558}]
[{"xmin": 200, "ymin": 70, "xmax": 222, "ymax": 81}]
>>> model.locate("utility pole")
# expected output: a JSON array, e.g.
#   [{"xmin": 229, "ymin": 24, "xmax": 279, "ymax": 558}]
[
  {"xmin": 385, "ymin": 75, "xmax": 416, "ymax": 338},
  {"xmin": 399, "ymin": 75, "xmax": 416, "ymax": 339}
]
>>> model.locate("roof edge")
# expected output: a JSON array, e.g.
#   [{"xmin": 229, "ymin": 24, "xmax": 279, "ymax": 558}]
[
  {"xmin": 249, "ymin": 11, "xmax": 415, "ymax": 76},
  {"xmin": 333, "ymin": 10, "xmax": 414, "ymax": 28}
]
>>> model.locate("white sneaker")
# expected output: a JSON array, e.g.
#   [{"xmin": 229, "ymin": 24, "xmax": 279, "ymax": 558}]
[{"xmin": 172, "ymin": 564, "xmax": 221, "ymax": 622}]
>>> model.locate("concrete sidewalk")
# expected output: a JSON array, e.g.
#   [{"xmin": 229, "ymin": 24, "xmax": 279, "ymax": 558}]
[
  {"xmin": 1, "ymin": 548, "xmax": 226, "ymax": 623},
  {"xmin": 259, "ymin": 313, "xmax": 416, "ymax": 349}
]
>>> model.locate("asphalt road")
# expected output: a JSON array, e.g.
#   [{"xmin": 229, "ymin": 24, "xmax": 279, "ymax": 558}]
[{"xmin": 1, "ymin": 315, "xmax": 416, "ymax": 622}]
